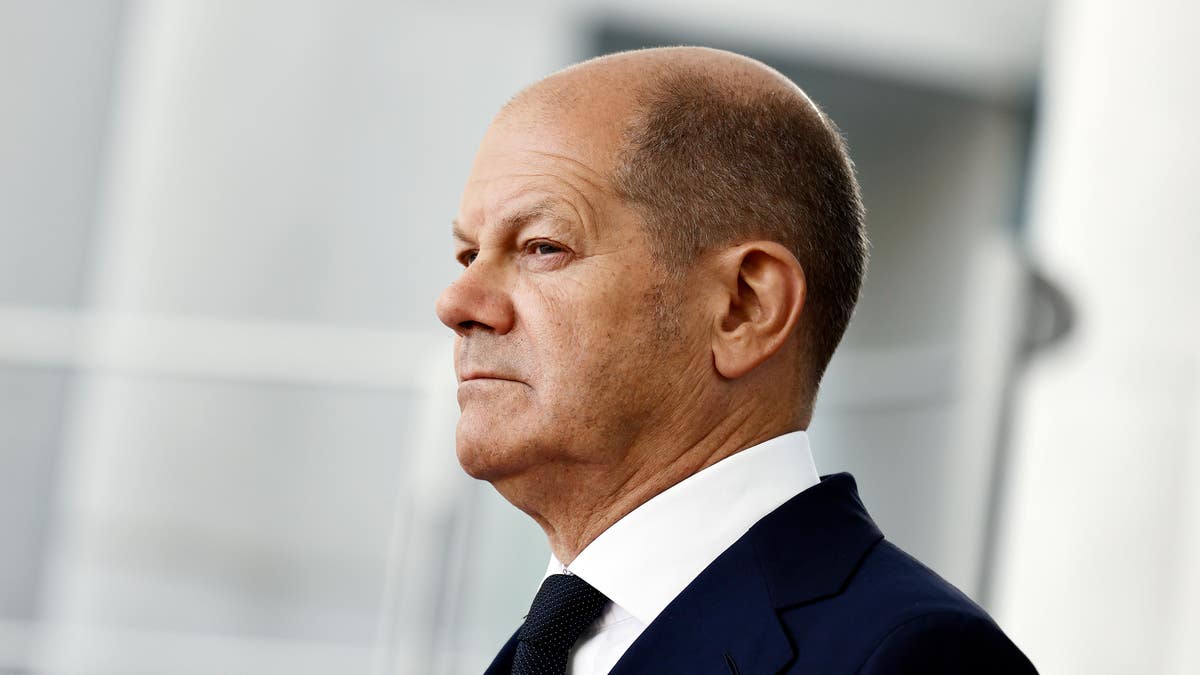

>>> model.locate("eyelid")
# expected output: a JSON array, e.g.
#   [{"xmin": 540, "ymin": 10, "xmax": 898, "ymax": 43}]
[
  {"xmin": 456, "ymin": 249, "xmax": 478, "ymax": 267},
  {"xmin": 454, "ymin": 237, "xmax": 570, "ymax": 268},
  {"xmin": 523, "ymin": 238, "xmax": 568, "ymax": 253}
]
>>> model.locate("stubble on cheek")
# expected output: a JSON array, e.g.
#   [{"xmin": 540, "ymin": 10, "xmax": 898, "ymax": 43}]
[
  {"xmin": 566, "ymin": 280, "xmax": 689, "ymax": 450},
  {"xmin": 645, "ymin": 280, "xmax": 685, "ymax": 345}
]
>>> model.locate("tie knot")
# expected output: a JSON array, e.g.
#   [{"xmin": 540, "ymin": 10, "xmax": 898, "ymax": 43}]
[{"xmin": 518, "ymin": 573, "xmax": 609, "ymax": 650}]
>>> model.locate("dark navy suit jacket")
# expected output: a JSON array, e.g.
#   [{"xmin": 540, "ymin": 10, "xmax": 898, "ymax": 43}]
[{"xmin": 484, "ymin": 473, "xmax": 1036, "ymax": 674}]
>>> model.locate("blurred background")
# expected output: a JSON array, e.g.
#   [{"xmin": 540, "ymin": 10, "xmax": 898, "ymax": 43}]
[{"xmin": 1, "ymin": 0, "xmax": 1198, "ymax": 673}]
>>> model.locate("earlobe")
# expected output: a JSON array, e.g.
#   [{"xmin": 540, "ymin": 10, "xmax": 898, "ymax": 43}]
[{"xmin": 711, "ymin": 243, "xmax": 806, "ymax": 379}]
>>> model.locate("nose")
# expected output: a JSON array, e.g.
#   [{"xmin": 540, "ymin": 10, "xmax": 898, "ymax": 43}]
[{"xmin": 435, "ymin": 257, "xmax": 516, "ymax": 337}]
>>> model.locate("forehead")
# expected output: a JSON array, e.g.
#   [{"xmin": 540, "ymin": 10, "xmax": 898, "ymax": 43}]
[{"xmin": 455, "ymin": 112, "xmax": 623, "ymax": 236}]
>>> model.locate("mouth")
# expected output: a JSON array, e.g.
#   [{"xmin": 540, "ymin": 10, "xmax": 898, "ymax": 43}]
[{"xmin": 458, "ymin": 371, "xmax": 523, "ymax": 384}]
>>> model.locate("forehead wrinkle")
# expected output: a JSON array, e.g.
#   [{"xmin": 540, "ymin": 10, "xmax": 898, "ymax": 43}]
[
  {"xmin": 514, "ymin": 174, "xmax": 600, "ymax": 242},
  {"xmin": 518, "ymin": 150, "xmax": 616, "ymax": 243},
  {"xmin": 522, "ymin": 149, "xmax": 614, "ymax": 196},
  {"xmin": 453, "ymin": 195, "xmax": 577, "ymax": 244},
  {"xmin": 456, "ymin": 131, "xmax": 617, "ymax": 245}
]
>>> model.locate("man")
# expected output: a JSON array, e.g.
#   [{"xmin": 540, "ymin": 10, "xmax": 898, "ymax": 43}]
[{"xmin": 436, "ymin": 46, "xmax": 1035, "ymax": 674}]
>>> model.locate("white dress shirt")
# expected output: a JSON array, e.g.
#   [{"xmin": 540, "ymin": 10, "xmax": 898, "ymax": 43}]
[{"xmin": 541, "ymin": 430, "xmax": 821, "ymax": 674}]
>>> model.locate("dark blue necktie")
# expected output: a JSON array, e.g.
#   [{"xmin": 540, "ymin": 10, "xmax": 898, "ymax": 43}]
[{"xmin": 512, "ymin": 573, "xmax": 609, "ymax": 675}]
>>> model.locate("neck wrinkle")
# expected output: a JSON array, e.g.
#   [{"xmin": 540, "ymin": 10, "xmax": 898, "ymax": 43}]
[{"xmin": 544, "ymin": 400, "xmax": 795, "ymax": 564}]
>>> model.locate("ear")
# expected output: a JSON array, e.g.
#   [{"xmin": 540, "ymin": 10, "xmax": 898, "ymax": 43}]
[{"xmin": 709, "ymin": 242, "xmax": 806, "ymax": 379}]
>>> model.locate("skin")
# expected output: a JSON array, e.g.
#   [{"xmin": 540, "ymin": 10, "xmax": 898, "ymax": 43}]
[{"xmin": 435, "ymin": 47, "xmax": 811, "ymax": 564}]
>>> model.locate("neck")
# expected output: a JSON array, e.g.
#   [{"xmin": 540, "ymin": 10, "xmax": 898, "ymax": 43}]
[{"xmin": 497, "ymin": 402, "xmax": 799, "ymax": 565}]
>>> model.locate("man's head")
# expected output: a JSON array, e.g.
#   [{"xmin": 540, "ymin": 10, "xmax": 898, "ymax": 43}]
[{"xmin": 436, "ymin": 47, "xmax": 866, "ymax": 521}]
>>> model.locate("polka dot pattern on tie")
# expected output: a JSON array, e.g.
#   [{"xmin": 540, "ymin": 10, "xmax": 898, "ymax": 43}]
[{"xmin": 512, "ymin": 573, "xmax": 609, "ymax": 675}]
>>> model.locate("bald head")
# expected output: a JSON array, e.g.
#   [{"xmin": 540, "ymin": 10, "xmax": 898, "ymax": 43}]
[
  {"xmin": 495, "ymin": 46, "xmax": 868, "ymax": 406},
  {"xmin": 504, "ymin": 46, "xmax": 819, "ymax": 122}
]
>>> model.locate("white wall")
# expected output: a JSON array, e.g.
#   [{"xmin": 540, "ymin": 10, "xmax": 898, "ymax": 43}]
[{"xmin": 995, "ymin": 1, "xmax": 1200, "ymax": 673}]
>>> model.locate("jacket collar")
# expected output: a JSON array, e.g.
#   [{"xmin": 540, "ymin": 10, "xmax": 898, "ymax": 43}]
[
  {"xmin": 750, "ymin": 472, "xmax": 884, "ymax": 609},
  {"xmin": 609, "ymin": 472, "xmax": 883, "ymax": 674},
  {"xmin": 484, "ymin": 473, "xmax": 883, "ymax": 675},
  {"xmin": 551, "ymin": 430, "xmax": 820, "ymax": 627}
]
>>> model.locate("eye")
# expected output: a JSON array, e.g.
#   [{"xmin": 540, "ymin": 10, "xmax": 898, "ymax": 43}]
[
  {"xmin": 529, "ymin": 241, "xmax": 564, "ymax": 255},
  {"xmin": 457, "ymin": 250, "xmax": 478, "ymax": 267}
]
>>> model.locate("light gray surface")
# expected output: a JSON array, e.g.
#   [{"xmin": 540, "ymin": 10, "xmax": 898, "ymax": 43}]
[
  {"xmin": 0, "ymin": 368, "xmax": 71, "ymax": 620},
  {"xmin": 0, "ymin": 1, "xmax": 125, "ymax": 307},
  {"xmin": 41, "ymin": 374, "xmax": 415, "ymax": 641}
]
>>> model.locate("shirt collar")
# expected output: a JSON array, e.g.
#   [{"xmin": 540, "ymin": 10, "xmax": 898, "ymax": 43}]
[{"xmin": 543, "ymin": 430, "xmax": 820, "ymax": 626}]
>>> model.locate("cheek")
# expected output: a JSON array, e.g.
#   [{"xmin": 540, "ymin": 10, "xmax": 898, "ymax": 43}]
[
  {"xmin": 512, "ymin": 284, "xmax": 587, "ymax": 364},
  {"xmin": 512, "ymin": 270, "xmax": 683, "ymax": 404}
]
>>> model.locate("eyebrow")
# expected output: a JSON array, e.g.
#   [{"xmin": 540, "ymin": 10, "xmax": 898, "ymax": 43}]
[{"xmin": 451, "ymin": 197, "xmax": 571, "ymax": 243}]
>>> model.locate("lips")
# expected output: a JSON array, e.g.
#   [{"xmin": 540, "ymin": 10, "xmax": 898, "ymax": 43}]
[{"xmin": 458, "ymin": 370, "xmax": 522, "ymax": 384}]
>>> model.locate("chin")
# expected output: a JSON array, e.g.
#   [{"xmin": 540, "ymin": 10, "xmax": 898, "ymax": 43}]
[
  {"xmin": 456, "ymin": 441, "xmax": 503, "ymax": 481},
  {"xmin": 455, "ymin": 420, "xmax": 533, "ymax": 482}
]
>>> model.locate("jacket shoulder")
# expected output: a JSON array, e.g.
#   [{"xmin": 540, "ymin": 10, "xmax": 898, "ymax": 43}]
[
  {"xmin": 779, "ymin": 540, "xmax": 1035, "ymax": 673},
  {"xmin": 855, "ymin": 609, "xmax": 1038, "ymax": 674}
]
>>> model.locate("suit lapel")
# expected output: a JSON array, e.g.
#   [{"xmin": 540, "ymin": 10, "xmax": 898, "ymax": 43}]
[{"xmin": 610, "ymin": 473, "xmax": 883, "ymax": 675}]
